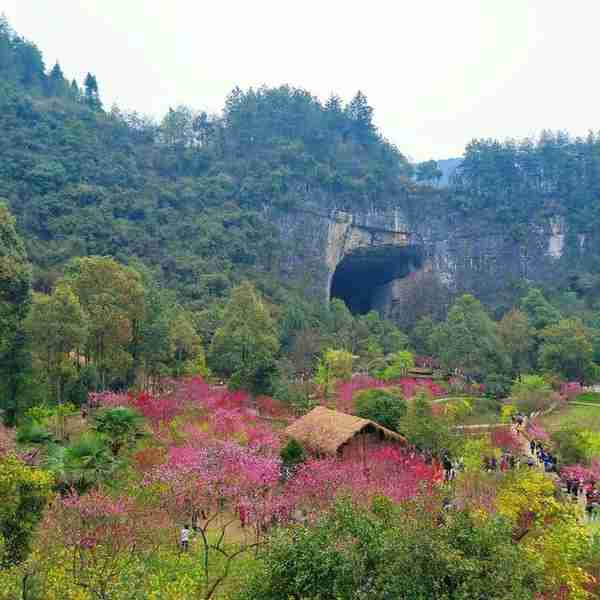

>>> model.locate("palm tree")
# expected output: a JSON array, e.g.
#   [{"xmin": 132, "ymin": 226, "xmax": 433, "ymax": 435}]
[
  {"xmin": 45, "ymin": 433, "xmax": 117, "ymax": 494},
  {"xmin": 93, "ymin": 406, "xmax": 145, "ymax": 455}
]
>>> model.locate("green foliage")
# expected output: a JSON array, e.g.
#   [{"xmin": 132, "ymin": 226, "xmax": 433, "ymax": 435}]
[
  {"xmin": 574, "ymin": 392, "xmax": 600, "ymax": 405},
  {"xmin": 354, "ymin": 388, "xmax": 405, "ymax": 431},
  {"xmin": 209, "ymin": 281, "xmax": 280, "ymax": 394},
  {"xmin": 398, "ymin": 392, "xmax": 461, "ymax": 457},
  {"xmin": 0, "ymin": 454, "xmax": 53, "ymax": 565},
  {"xmin": 498, "ymin": 308, "xmax": 534, "ymax": 375},
  {"xmin": 93, "ymin": 406, "xmax": 144, "ymax": 455},
  {"xmin": 0, "ymin": 202, "xmax": 32, "ymax": 425},
  {"xmin": 44, "ymin": 433, "xmax": 117, "ymax": 493},
  {"xmin": 314, "ymin": 348, "xmax": 353, "ymax": 397},
  {"xmin": 521, "ymin": 288, "xmax": 562, "ymax": 331},
  {"xmin": 280, "ymin": 438, "xmax": 306, "ymax": 468},
  {"xmin": 237, "ymin": 499, "xmax": 542, "ymax": 600},
  {"xmin": 432, "ymin": 294, "xmax": 509, "ymax": 378},
  {"xmin": 510, "ymin": 374, "xmax": 554, "ymax": 414},
  {"xmin": 538, "ymin": 318, "xmax": 595, "ymax": 381},
  {"xmin": 410, "ymin": 316, "xmax": 436, "ymax": 356},
  {"xmin": 25, "ymin": 283, "xmax": 87, "ymax": 403},
  {"xmin": 377, "ymin": 350, "xmax": 415, "ymax": 381},
  {"xmin": 15, "ymin": 420, "xmax": 54, "ymax": 446}
]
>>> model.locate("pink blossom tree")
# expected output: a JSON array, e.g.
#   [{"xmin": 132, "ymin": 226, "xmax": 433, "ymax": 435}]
[
  {"xmin": 144, "ymin": 440, "xmax": 281, "ymax": 599},
  {"xmin": 41, "ymin": 490, "xmax": 170, "ymax": 600}
]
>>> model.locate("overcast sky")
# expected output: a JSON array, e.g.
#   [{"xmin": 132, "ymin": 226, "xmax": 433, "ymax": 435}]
[{"xmin": 3, "ymin": 1, "xmax": 599, "ymax": 161}]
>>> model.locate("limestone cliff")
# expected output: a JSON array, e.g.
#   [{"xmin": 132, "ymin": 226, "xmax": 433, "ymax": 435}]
[{"xmin": 270, "ymin": 194, "xmax": 593, "ymax": 319}]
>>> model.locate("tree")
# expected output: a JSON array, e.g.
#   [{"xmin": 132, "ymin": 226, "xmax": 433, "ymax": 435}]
[
  {"xmin": 497, "ymin": 309, "xmax": 534, "ymax": 375},
  {"xmin": 64, "ymin": 257, "xmax": 145, "ymax": 389},
  {"xmin": 238, "ymin": 499, "xmax": 543, "ymax": 600},
  {"xmin": 354, "ymin": 388, "xmax": 405, "ymax": 431},
  {"xmin": 538, "ymin": 318, "xmax": 595, "ymax": 381},
  {"xmin": 46, "ymin": 61, "xmax": 66, "ymax": 96},
  {"xmin": 168, "ymin": 309, "xmax": 205, "ymax": 377},
  {"xmin": 411, "ymin": 316, "xmax": 436, "ymax": 356},
  {"xmin": 44, "ymin": 432, "xmax": 117, "ymax": 494},
  {"xmin": 521, "ymin": 288, "xmax": 561, "ymax": 330},
  {"xmin": 0, "ymin": 454, "xmax": 52, "ymax": 565},
  {"xmin": 83, "ymin": 72, "xmax": 102, "ymax": 110},
  {"xmin": 416, "ymin": 160, "xmax": 442, "ymax": 185},
  {"xmin": 209, "ymin": 281, "xmax": 279, "ymax": 394},
  {"xmin": 378, "ymin": 350, "xmax": 415, "ymax": 381},
  {"xmin": 314, "ymin": 348, "xmax": 353, "ymax": 398},
  {"xmin": 346, "ymin": 91, "xmax": 375, "ymax": 143},
  {"xmin": 510, "ymin": 374, "xmax": 555, "ymax": 414},
  {"xmin": 93, "ymin": 406, "xmax": 144, "ymax": 455},
  {"xmin": 431, "ymin": 294, "xmax": 509, "ymax": 379},
  {"xmin": 0, "ymin": 202, "xmax": 32, "ymax": 425},
  {"xmin": 398, "ymin": 392, "xmax": 461, "ymax": 456},
  {"xmin": 41, "ymin": 490, "xmax": 167, "ymax": 600},
  {"xmin": 25, "ymin": 284, "xmax": 88, "ymax": 404}
]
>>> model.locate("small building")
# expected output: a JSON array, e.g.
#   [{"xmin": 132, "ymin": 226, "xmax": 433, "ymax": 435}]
[{"xmin": 284, "ymin": 406, "xmax": 406, "ymax": 458}]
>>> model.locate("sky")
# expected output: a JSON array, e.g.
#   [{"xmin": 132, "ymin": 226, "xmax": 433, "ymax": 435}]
[{"xmin": 3, "ymin": 1, "xmax": 600, "ymax": 161}]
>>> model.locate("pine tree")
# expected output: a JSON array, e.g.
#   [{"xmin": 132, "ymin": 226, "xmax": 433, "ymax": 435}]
[
  {"xmin": 46, "ymin": 61, "xmax": 66, "ymax": 96},
  {"xmin": 346, "ymin": 91, "xmax": 375, "ymax": 143},
  {"xmin": 69, "ymin": 78, "xmax": 81, "ymax": 100},
  {"xmin": 84, "ymin": 72, "xmax": 102, "ymax": 110}
]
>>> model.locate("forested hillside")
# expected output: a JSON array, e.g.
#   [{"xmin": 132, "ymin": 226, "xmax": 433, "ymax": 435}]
[
  {"xmin": 6, "ymin": 17, "xmax": 600, "ymax": 599},
  {"xmin": 0, "ymin": 16, "xmax": 413, "ymax": 309}
]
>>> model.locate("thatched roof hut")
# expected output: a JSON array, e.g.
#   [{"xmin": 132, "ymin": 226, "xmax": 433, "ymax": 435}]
[{"xmin": 284, "ymin": 406, "xmax": 406, "ymax": 456}]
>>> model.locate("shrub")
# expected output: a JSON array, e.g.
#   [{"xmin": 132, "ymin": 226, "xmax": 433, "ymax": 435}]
[
  {"xmin": 280, "ymin": 438, "xmax": 306, "ymax": 468},
  {"xmin": 93, "ymin": 406, "xmax": 144, "ymax": 455},
  {"xmin": 16, "ymin": 421, "xmax": 54, "ymax": 446},
  {"xmin": 354, "ymin": 388, "xmax": 406, "ymax": 432},
  {"xmin": 377, "ymin": 350, "xmax": 415, "ymax": 381},
  {"xmin": 511, "ymin": 374, "xmax": 556, "ymax": 414}
]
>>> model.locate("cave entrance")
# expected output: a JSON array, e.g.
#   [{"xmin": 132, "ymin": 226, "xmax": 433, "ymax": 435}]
[{"xmin": 329, "ymin": 245, "xmax": 423, "ymax": 315}]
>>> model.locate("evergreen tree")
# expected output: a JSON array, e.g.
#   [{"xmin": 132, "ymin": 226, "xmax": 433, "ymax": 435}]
[
  {"xmin": 84, "ymin": 72, "xmax": 102, "ymax": 110},
  {"xmin": 46, "ymin": 61, "xmax": 67, "ymax": 96},
  {"xmin": 0, "ymin": 202, "xmax": 32, "ymax": 424},
  {"xmin": 346, "ymin": 90, "xmax": 375, "ymax": 143}
]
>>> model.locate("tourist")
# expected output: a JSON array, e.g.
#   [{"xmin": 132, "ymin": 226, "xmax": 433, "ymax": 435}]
[{"xmin": 180, "ymin": 524, "xmax": 191, "ymax": 552}]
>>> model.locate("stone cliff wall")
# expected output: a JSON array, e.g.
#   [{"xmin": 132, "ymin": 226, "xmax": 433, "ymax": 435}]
[{"xmin": 271, "ymin": 196, "xmax": 593, "ymax": 318}]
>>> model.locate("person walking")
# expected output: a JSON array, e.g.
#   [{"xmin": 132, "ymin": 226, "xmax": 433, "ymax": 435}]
[{"xmin": 180, "ymin": 524, "xmax": 191, "ymax": 552}]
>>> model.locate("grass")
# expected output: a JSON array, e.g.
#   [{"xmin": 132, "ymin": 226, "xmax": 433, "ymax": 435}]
[
  {"xmin": 539, "ymin": 404, "xmax": 600, "ymax": 433},
  {"xmin": 439, "ymin": 396, "xmax": 502, "ymax": 426},
  {"xmin": 574, "ymin": 392, "xmax": 600, "ymax": 405}
]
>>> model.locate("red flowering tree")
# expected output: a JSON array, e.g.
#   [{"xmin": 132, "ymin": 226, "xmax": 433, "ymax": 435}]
[{"xmin": 491, "ymin": 427, "xmax": 522, "ymax": 454}]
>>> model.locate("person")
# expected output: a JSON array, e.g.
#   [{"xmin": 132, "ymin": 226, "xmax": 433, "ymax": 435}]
[
  {"xmin": 180, "ymin": 524, "xmax": 191, "ymax": 552},
  {"xmin": 442, "ymin": 452, "xmax": 453, "ymax": 482},
  {"xmin": 529, "ymin": 439, "xmax": 536, "ymax": 455}
]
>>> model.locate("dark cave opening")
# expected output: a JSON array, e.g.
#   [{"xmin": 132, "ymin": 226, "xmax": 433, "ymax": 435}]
[{"xmin": 330, "ymin": 245, "xmax": 423, "ymax": 315}]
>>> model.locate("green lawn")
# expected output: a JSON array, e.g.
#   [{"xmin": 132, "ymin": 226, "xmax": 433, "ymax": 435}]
[
  {"xmin": 440, "ymin": 397, "xmax": 502, "ymax": 426},
  {"xmin": 539, "ymin": 404, "xmax": 600, "ymax": 433},
  {"xmin": 574, "ymin": 392, "xmax": 600, "ymax": 405}
]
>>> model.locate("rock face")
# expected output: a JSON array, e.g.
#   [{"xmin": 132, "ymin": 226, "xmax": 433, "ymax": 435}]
[{"xmin": 271, "ymin": 197, "xmax": 593, "ymax": 318}]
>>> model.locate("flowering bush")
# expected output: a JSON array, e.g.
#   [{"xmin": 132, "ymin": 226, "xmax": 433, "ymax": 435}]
[
  {"xmin": 559, "ymin": 381, "xmax": 583, "ymax": 401},
  {"xmin": 526, "ymin": 419, "xmax": 550, "ymax": 441},
  {"xmin": 278, "ymin": 445, "xmax": 441, "ymax": 520},
  {"xmin": 490, "ymin": 427, "xmax": 522, "ymax": 454}
]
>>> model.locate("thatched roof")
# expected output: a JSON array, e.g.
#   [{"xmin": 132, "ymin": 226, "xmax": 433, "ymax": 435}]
[{"xmin": 284, "ymin": 406, "xmax": 406, "ymax": 455}]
